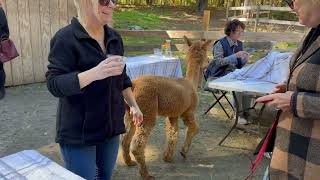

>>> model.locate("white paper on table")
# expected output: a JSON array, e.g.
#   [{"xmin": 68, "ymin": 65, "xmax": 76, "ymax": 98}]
[
  {"xmin": 224, "ymin": 51, "xmax": 293, "ymax": 84},
  {"xmin": 0, "ymin": 150, "xmax": 84, "ymax": 180}
]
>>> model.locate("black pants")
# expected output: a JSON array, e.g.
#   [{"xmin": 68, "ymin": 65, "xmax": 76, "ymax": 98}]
[{"xmin": 0, "ymin": 62, "xmax": 5, "ymax": 89}]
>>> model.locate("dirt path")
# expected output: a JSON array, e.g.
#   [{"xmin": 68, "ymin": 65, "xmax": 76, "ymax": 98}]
[{"xmin": 0, "ymin": 83, "xmax": 270, "ymax": 179}]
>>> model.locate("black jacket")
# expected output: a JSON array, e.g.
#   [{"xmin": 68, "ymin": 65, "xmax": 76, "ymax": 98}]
[
  {"xmin": 46, "ymin": 18, "xmax": 132, "ymax": 144},
  {"xmin": 0, "ymin": 7, "xmax": 9, "ymax": 38}
]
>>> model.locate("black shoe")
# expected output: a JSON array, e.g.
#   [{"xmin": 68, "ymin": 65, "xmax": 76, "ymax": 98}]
[{"xmin": 0, "ymin": 87, "xmax": 5, "ymax": 100}]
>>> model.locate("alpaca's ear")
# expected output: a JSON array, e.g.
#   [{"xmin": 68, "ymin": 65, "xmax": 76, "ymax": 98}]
[
  {"xmin": 201, "ymin": 39, "xmax": 212, "ymax": 49},
  {"xmin": 184, "ymin": 36, "xmax": 192, "ymax": 47}
]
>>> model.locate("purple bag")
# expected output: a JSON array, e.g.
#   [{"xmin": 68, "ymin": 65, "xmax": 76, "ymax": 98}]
[{"xmin": 0, "ymin": 36, "xmax": 19, "ymax": 63}]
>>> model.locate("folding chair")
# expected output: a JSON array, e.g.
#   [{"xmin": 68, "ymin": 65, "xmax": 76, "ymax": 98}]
[{"xmin": 202, "ymin": 73, "xmax": 234, "ymax": 119}]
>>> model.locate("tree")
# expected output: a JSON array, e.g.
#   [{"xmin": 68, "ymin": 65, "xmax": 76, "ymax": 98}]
[
  {"xmin": 145, "ymin": 0, "xmax": 153, "ymax": 5},
  {"xmin": 217, "ymin": 0, "xmax": 225, "ymax": 7},
  {"xmin": 196, "ymin": 0, "xmax": 208, "ymax": 16}
]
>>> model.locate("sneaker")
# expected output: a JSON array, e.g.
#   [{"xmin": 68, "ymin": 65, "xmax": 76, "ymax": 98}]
[
  {"xmin": 0, "ymin": 87, "xmax": 5, "ymax": 100},
  {"xmin": 237, "ymin": 117, "xmax": 248, "ymax": 125}
]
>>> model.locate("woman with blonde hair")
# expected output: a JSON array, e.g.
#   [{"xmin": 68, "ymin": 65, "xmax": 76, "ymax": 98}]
[
  {"xmin": 257, "ymin": 0, "xmax": 320, "ymax": 179},
  {"xmin": 46, "ymin": 0, "xmax": 143, "ymax": 179}
]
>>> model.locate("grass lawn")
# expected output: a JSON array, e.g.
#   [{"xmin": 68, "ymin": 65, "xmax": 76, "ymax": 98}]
[
  {"xmin": 116, "ymin": 6, "xmax": 298, "ymax": 68},
  {"xmin": 114, "ymin": 6, "xmax": 203, "ymax": 48},
  {"xmin": 114, "ymin": 6, "xmax": 202, "ymax": 30}
]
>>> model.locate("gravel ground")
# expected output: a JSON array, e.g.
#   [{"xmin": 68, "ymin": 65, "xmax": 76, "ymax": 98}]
[{"xmin": 0, "ymin": 83, "xmax": 272, "ymax": 179}]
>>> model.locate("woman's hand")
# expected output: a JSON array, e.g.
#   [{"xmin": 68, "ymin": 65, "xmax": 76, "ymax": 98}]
[
  {"xmin": 130, "ymin": 106, "xmax": 143, "ymax": 126},
  {"xmin": 92, "ymin": 55, "xmax": 125, "ymax": 81},
  {"xmin": 272, "ymin": 83, "xmax": 286, "ymax": 93},
  {"xmin": 122, "ymin": 88, "xmax": 143, "ymax": 127},
  {"xmin": 256, "ymin": 91, "xmax": 294, "ymax": 112},
  {"xmin": 235, "ymin": 51, "xmax": 249, "ymax": 59}
]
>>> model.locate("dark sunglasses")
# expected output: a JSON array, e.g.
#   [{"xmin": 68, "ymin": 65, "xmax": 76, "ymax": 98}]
[
  {"xmin": 99, "ymin": 0, "xmax": 117, "ymax": 6},
  {"xmin": 284, "ymin": 0, "xmax": 294, "ymax": 9}
]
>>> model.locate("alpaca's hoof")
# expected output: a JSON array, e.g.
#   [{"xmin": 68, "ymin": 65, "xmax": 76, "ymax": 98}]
[
  {"xmin": 163, "ymin": 156, "xmax": 173, "ymax": 163},
  {"xmin": 143, "ymin": 175, "xmax": 155, "ymax": 180},
  {"xmin": 125, "ymin": 160, "xmax": 137, "ymax": 166},
  {"xmin": 180, "ymin": 151, "xmax": 187, "ymax": 159}
]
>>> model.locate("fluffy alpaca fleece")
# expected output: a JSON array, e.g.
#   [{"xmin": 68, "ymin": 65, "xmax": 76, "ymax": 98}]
[{"xmin": 121, "ymin": 37, "xmax": 211, "ymax": 180}]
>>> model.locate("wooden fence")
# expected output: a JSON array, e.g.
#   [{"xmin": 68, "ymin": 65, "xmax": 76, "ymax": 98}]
[
  {"xmin": 226, "ymin": 5, "xmax": 303, "ymax": 31},
  {"xmin": 119, "ymin": 30, "xmax": 304, "ymax": 52},
  {"xmin": 2, "ymin": 0, "xmax": 77, "ymax": 87},
  {"xmin": 2, "ymin": 1, "xmax": 305, "ymax": 87}
]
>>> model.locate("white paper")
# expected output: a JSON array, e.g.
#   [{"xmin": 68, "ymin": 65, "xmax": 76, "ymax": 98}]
[
  {"xmin": 0, "ymin": 150, "xmax": 84, "ymax": 180},
  {"xmin": 224, "ymin": 51, "xmax": 292, "ymax": 84}
]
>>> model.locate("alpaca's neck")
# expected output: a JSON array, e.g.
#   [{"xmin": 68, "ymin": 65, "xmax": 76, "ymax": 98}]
[{"xmin": 185, "ymin": 62, "xmax": 200, "ymax": 89}]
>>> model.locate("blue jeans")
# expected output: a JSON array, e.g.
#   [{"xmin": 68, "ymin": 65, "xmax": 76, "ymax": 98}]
[{"xmin": 59, "ymin": 135, "xmax": 120, "ymax": 180}]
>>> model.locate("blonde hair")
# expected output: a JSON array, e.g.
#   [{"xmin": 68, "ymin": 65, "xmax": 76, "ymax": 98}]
[
  {"xmin": 73, "ymin": 0, "xmax": 113, "ymax": 26},
  {"xmin": 73, "ymin": 0, "xmax": 94, "ymax": 23}
]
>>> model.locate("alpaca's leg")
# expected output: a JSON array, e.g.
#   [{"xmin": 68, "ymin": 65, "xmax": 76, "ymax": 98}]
[
  {"xmin": 131, "ymin": 117, "xmax": 156, "ymax": 180},
  {"xmin": 198, "ymin": 68, "xmax": 204, "ymax": 89},
  {"xmin": 121, "ymin": 112, "xmax": 137, "ymax": 166},
  {"xmin": 180, "ymin": 113, "xmax": 199, "ymax": 158},
  {"xmin": 163, "ymin": 117, "xmax": 179, "ymax": 162}
]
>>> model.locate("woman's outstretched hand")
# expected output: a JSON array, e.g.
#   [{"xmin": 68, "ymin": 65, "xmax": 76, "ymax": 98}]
[
  {"xmin": 130, "ymin": 106, "xmax": 143, "ymax": 127},
  {"xmin": 256, "ymin": 91, "xmax": 294, "ymax": 112}
]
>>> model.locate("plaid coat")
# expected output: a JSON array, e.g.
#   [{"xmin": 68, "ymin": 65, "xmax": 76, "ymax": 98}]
[{"xmin": 270, "ymin": 30, "xmax": 320, "ymax": 179}]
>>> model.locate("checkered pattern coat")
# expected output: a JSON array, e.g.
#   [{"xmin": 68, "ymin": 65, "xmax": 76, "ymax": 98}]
[{"xmin": 270, "ymin": 31, "xmax": 320, "ymax": 179}]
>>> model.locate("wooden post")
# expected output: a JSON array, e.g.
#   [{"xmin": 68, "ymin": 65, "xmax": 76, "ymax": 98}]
[
  {"xmin": 203, "ymin": 10, "xmax": 210, "ymax": 31},
  {"xmin": 254, "ymin": 4, "xmax": 260, "ymax": 32},
  {"xmin": 226, "ymin": 0, "xmax": 230, "ymax": 20}
]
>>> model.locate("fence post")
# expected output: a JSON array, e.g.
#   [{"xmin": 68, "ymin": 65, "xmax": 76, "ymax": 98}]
[
  {"xmin": 203, "ymin": 10, "xmax": 210, "ymax": 31},
  {"xmin": 254, "ymin": 4, "xmax": 260, "ymax": 32},
  {"xmin": 226, "ymin": 0, "xmax": 230, "ymax": 20}
]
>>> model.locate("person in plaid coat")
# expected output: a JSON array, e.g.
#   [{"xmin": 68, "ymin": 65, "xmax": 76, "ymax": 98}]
[{"xmin": 257, "ymin": 0, "xmax": 320, "ymax": 179}]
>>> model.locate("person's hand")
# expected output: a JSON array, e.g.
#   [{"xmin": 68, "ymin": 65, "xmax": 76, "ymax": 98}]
[
  {"xmin": 130, "ymin": 106, "xmax": 143, "ymax": 126},
  {"xmin": 256, "ymin": 91, "xmax": 294, "ymax": 112},
  {"xmin": 91, "ymin": 55, "xmax": 125, "ymax": 81},
  {"xmin": 236, "ymin": 51, "xmax": 249, "ymax": 59},
  {"xmin": 272, "ymin": 83, "xmax": 286, "ymax": 93},
  {"xmin": 235, "ymin": 51, "xmax": 249, "ymax": 59},
  {"xmin": 242, "ymin": 54, "xmax": 249, "ymax": 64}
]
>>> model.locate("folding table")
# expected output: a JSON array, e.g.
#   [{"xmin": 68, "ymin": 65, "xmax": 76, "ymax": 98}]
[{"xmin": 207, "ymin": 77, "xmax": 277, "ymax": 145}]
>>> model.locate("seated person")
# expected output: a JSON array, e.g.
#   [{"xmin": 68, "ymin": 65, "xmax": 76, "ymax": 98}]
[
  {"xmin": 205, "ymin": 19, "xmax": 249, "ymax": 79},
  {"xmin": 204, "ymin": 19, "xmax": 251, "ymax": 124}
]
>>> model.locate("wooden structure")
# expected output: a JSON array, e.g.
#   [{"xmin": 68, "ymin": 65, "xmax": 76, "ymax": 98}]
[
  {"xmin": 119, "ymin": 30, "xmax": 304, "ymax": 52},
  {"xmin": 203, "ymin": 10, "xmax": 211, "ymax": 31},
  {"xmin": 226, "ymin": 3, "xmax": 304, "ymax": 31},
  {"xmin": 1, "ymin": 1, "xmax": 305, "ymax": 87},
  {"xmin": 2, "ymin": 0, "xmax": 77, "ymax": 87}
]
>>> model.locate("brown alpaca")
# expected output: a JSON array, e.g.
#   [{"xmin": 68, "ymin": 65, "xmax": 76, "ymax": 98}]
[{"xmin": 121, "ymin": 37, "xmax": 211, "ymax": 180}]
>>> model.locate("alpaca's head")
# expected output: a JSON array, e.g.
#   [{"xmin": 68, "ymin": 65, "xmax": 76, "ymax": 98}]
[{"xmin": 184, "ymin": 36, "xmax": 212, "ymax": 69}]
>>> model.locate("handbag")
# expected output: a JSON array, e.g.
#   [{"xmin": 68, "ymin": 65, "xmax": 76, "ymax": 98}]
[
  {"xmin": 0, "ymin": 35, "xmax": 19, "ymax": 63},
  {"xmin": 246, "ymin": 111, "xmax": 281, "ymax": 179}
]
